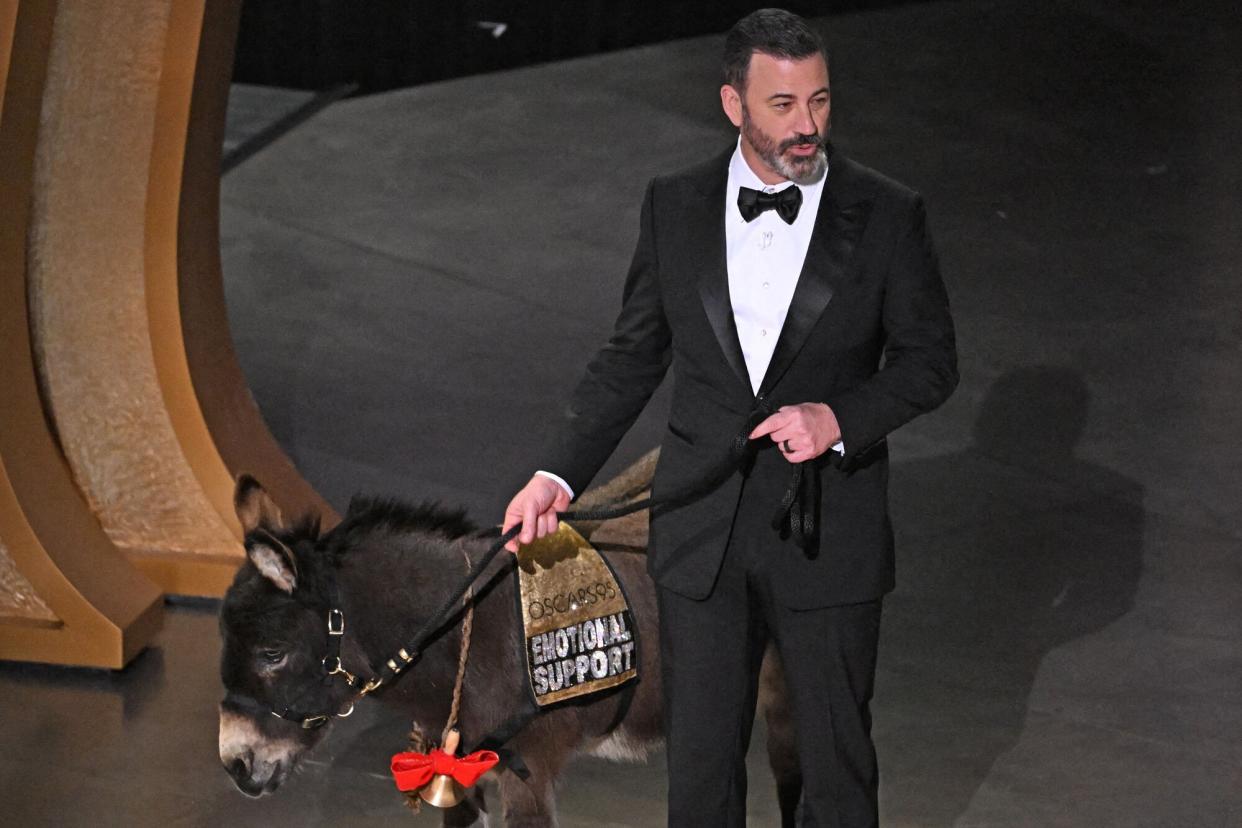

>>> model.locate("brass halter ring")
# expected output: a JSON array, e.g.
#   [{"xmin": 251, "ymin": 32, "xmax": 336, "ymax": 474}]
[{"xmin": 322, "ymin": 655, "xmax": 359, "ymax": 686}]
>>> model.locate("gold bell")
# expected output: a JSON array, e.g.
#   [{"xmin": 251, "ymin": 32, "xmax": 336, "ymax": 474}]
[{"xmin": 419, "ymin": 773, "xmax": 466, "ymax": 808}]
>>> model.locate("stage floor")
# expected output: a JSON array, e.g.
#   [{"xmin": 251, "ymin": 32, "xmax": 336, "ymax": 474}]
[{"xmin": 3, "ymin": 1, "xmax": 1240, "ymax": 824}]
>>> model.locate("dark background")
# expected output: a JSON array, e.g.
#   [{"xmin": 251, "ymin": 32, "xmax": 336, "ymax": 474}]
[{"xmin": 233, "ymin": 0, "xmax": 919, "ymax": 91}]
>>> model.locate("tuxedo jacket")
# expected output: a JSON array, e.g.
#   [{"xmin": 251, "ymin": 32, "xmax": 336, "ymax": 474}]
[{"xmin": 544, "ymin": 145, "xmax": 957, "ymax": 609}]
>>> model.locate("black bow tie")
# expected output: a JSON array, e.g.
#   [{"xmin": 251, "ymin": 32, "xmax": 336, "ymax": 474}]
[{"xmin": 737, "ymin": 185, "xmax": 802, "ymax": 224}]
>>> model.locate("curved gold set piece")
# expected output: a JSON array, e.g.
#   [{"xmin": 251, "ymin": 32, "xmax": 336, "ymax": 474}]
[{"xmin": 0, "ymin": 0, "xmax": 335, "ymax": 667}]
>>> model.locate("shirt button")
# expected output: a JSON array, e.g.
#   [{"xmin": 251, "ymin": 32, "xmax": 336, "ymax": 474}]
[
  {"xmin": 761, "ymin": 329, "xmax": 768, "ymax": 337},
  {"xmin": 763, "ymin": 281, "xmax": 770, "ymax": 289}
]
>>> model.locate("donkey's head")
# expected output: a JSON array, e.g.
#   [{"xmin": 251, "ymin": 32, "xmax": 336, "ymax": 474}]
[{"xmin": 218, "ymin": 476, "xmax": 346, "ymax": 797}]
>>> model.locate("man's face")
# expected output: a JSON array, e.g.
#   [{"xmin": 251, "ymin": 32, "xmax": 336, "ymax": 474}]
[{"xmin": 722, "ymin": 52, "xmax": 831, "ymax": 185}]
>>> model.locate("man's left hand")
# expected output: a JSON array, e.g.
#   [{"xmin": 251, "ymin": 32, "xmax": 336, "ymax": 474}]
[{"xmin": 749, "ymin": 403, "xmax": 841, "ymax": 463}]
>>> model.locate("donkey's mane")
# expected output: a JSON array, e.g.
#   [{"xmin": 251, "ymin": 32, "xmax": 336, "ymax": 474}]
[{"xmin": 336, "ymin": 495, "xmax": 478, "ymax": 542}]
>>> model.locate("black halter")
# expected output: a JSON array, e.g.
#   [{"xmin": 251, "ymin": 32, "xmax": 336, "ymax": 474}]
[{"xmin": 243, "ymin": 563, "xmax": 385, "ymax": 729}]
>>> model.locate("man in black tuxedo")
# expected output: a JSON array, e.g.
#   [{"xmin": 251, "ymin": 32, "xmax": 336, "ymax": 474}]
[{"xmin": 503, "ymin": 9, "xmax": 956, "ymax": 826}]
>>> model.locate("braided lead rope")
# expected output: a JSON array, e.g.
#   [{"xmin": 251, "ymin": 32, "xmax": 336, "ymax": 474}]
[{"xmin": 441, "ymin": 540, "xmax": 475, "ymax": 746}]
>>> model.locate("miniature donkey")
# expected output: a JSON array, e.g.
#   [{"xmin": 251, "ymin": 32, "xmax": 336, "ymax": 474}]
[{"xmin": 218, "ymin": 454, "xmax": 802, "ymax": 826}]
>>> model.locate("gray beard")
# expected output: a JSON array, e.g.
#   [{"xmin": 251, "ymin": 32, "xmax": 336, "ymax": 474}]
[{"xmin": 741, "ymin": 109, "xmax": 828, "ymax": 186}]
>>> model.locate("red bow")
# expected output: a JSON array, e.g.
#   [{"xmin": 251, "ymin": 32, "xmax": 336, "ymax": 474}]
[{"xmin": 390, "ymin": 748, "xmax": 500, "ymax": 791}]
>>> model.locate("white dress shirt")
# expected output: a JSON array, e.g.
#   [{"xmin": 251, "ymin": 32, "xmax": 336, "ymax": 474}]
[
  {"xmin": 725, "ymin": 138, "xmax": 825, "ymax": 393},
  {"xmin": 540, "ymin": 139, "xmax": 838, "ymax": 499}
]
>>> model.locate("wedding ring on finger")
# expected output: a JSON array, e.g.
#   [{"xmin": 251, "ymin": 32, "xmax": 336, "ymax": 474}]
[{"xmin": 782, "ymin": 439, "xmax": 792, "ymax": 453}]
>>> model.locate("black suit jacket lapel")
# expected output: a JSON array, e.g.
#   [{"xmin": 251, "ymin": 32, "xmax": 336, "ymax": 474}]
[
  {"xmin": 693, "ymin": 150, "xmax": 751, "ymax": 393},
  {"xmin": 758, "ymin": 159, "xmax": 873, "ymax": 395}
]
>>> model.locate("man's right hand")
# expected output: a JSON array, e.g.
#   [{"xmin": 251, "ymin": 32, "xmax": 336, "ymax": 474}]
[{"xmin": 502, "ymin": 474, "xmax": 571, "ymax": 553}]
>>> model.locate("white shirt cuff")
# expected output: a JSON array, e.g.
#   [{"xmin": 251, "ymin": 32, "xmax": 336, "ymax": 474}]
[
  {"xmin": 832, "ymin": 440, "xmax": 844, "ymax": 455},
  {"xmin": 535, "ymin": 470, "xmax": 574, "ymax": 500}
]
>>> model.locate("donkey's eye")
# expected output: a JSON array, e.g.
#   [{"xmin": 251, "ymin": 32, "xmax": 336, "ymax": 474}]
[{"xmin": 260, "ymin": 649, "xmax": 286, "ymax": 665}]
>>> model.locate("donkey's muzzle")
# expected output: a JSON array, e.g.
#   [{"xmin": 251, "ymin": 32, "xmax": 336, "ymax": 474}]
[{"xmin": 219, "ymin": 705, "xmax": 301, "ymax": 797}]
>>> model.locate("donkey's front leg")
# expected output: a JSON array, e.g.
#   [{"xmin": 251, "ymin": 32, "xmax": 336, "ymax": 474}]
[{"xmin": 496, "ymin": 758, "xmax": 562, "ymax": 828}]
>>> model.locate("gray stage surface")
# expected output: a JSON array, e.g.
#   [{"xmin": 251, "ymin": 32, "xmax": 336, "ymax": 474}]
[{"xmin": 2, "ymin": 1, "xmax": 1239, "ymax": 825}]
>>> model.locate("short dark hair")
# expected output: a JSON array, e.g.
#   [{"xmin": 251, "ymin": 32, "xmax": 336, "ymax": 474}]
[{"xmin": 723, "ymin": 8, "xmax": 827, "ymax": 91}]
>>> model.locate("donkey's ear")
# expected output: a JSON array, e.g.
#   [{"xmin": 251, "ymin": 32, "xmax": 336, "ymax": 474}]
[
  {"xmin": 235, "ymin": 474, "xmax": 284, "ymax": 534},
  {"xmin": 246, "ymin": 533, "xmax": 297, "ymax": 593}
]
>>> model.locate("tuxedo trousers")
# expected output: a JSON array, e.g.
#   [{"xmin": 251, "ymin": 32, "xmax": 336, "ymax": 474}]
[{"xmin": 658, "ymin": 473, "xmax": 882, "ymax": 828}]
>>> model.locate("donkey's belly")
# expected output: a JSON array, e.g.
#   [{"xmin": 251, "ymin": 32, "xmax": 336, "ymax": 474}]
[
  {"xmin": 585, "ymin": 549, "xmax": 665, "ymax": 753},
  {"xmin": 585, "ymin": 727, "xmax": 665, "ymax": 763}
]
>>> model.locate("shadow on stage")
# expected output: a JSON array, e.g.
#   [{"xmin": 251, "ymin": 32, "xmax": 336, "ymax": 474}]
[{"xmin": 879, "ymin": 366, "xmax": 1145, "ymax": 825}]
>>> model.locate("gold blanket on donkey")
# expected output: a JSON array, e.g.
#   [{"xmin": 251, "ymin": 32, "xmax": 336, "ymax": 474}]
[{"xmin": 517, "ymin": 522, "xmax": 638, "ymax": 706}]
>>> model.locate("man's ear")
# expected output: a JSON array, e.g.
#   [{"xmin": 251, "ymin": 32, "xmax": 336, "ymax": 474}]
[
  {"xmin": 234, "ymin": 474, "xmax": 284, "ymax": 534},
  {"xmin": 720, "ymin": 84, "xmax": 744, "ymax": 128},
  {"xmin": 246, "ymin": 530, "xmax": 297, "ymax": 594}
]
